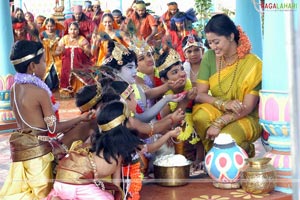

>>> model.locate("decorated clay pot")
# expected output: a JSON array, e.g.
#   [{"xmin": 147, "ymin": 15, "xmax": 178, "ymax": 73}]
[
  {"xmin": 205, "ymin": 134, "xmax": 248, "ymax": 189},
  {"xmin": 241, "ymin": 157, "xmax": 276, "ymax": 194}
]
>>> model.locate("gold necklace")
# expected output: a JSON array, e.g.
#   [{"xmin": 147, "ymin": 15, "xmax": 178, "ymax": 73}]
[
  {"xmin": 222, "ymin": 53, "xmax": 238, "ymax": 66},
  {"xmin": 190, "ymin": 67, "xmax": 199, "ymax": 76},
  {"xmin": 217, "ymin": 56, "xmax": 239, "ymax": 95},
  {"xmin": 223, "ymin": 52, "xmax": 237, "ymax": 60}
]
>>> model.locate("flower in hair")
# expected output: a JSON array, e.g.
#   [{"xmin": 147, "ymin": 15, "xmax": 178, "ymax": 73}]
[{"xmin": 236, "ymin": 26, "xmax": 252, "ymax": 59}]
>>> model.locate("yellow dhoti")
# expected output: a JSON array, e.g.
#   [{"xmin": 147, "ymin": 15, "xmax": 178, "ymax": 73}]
[
  {"xmin": 0, "ymin": 153, "xmax": 54, "ymax": 199},
  {"xmin": 0, "ymin": 130, "xmax": 54, "ymax": 199}
]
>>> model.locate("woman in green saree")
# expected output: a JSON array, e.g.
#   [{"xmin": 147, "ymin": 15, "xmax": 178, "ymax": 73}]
[{"xmin": 192, "ymin": 14, "xmax": 262, "ymax": 157}]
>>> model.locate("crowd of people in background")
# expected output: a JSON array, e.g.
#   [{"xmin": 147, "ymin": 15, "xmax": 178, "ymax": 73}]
[
  {"xmin": 1, "ymin": 0, "xmax": 263, "ymax": 199},
  {"xmin": 10, "ymin": 0, "xmax": 201, "ymax": 98}
]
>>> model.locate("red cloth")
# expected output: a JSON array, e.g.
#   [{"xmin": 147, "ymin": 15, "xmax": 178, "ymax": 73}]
[
  {"xmin": 85, "ymin": 11, "xmax": 103, "ymax": 26},
  {"xmin": 84, "ymin": 11, "xmax": 94, "ymax": 19},
  {"xmin": 168, "ymin": 29, "xmax": 197, "ymax": 62},
  {"xmin": 64, "ymin": 17, "xmax": 96, "ymax": 41},
  {"xmin": 126, "ymin": 13, "xmax": 157, "ymax": 40},
  {"xmin": 136, "ymin": 104, "xmax": 143, "ymax": 114},
  {"xmin": 60, "ymin": 47, "xmax": 92, "ymax": 89},
  {"xmin": 160, "ymin": 11, "xmax": 173, "ymax": 30},
  {"xmin": 153, "ymin": 77, "xmax": 163, "ymax": 87}
]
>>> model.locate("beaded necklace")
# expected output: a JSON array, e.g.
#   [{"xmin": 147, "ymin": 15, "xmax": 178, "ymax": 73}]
[
  {"xmin": 217, "ymin": 56, "xmax": 239, "ymax": 95},
  {"xmin": 190, "ymin": 66, "xmax": 199, "ymax": 83},
  {"xmin": 88, "ymin": 152, "xmax": 105, "ymax": 190}
]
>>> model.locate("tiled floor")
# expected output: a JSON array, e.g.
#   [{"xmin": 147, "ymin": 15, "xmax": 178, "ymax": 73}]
[
  {"xmin": 0, "ymin": 132, "xmax": 10, "ymax": 189},
  {"xmin": 0, "ymin": 98, "xmax": 293, "ymax": 199}
]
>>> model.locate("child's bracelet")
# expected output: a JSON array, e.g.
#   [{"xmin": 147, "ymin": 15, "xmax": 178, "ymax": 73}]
[{"xmin": 148, "ymin": 121, "xmax": 154, "ymax": 137}]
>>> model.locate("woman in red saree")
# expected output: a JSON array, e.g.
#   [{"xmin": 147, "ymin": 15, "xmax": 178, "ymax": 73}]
[{"xmin": 56, "ymin": 22, "xmax": 94, "ymax": 98}]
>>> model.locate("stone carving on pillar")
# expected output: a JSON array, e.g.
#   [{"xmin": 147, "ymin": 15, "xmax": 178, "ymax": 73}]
[
  {"xmin": 53, "ymin": 0, "xmax": 65, "ymax": 21},
  {"xmin": 259, "ymin": 90, "xmax": 292, "ymax": 194}
]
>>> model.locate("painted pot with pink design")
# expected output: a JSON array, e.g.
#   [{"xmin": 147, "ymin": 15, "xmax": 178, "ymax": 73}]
[{"xmin": 205, "ymin": 133, "xmax": 248, "ymax": 189}]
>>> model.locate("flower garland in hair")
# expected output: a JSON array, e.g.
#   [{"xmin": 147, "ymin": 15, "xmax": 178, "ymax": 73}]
[{"xmin": 236, "ymin": 26, "xmax": 252, "ymax": 59}]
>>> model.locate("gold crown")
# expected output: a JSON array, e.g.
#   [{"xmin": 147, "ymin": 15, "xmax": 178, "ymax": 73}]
[
  {"xmin": 157, "ymin": 48, "xmax": 181, "ymax": 73},
  {"xmin": 129, "ymin": 36, "xmax": 153, "ymax": 56},
  {"xmin": 79, "ymin": 83, "xmax": 102, "ymax": 112},
  {"xmin": 98, "ymin": 102, "xmax": 130, "ymax": 132},
  {"xmin": 121, "ymin": 84, "xmax": 134, "ymax": 100},
  {"xmin": 182, "ymin": 34, "xmax": 203, "ymax": 52},
  {"xmin": 103, "ymin": 42, "xmax": 130, "ymax": 66}
]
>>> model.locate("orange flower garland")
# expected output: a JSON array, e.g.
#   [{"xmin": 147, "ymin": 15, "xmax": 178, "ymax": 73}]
[
  {"xmin": 123, "ymin": 162, "xmax": 143, "ymax": 200},
  {"xmin": 236, "ymin": 26, "xmax": 252, "ymax": 59}
]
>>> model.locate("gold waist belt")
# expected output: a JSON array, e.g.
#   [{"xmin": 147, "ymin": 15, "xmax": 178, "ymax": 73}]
[{"xmin": 9, "ymin": 130, "xmax": 52, "ymax": 162}]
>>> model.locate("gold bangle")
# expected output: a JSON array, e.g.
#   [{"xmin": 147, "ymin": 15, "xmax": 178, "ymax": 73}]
[
  {"xmin": 169, "ymin": 117, "xmax": 175, "ymax": 129},
  {"xmin": 211, "ymin": 121, "xmax": 223, "ymax": 129},
  {"xmin": 211, "ymin": 123, "xmax": 222, "ymax": 130},
  {"xmin": 227, "ymin": 113, "xmax": 236, "ymax": 123},
  {"xmin": 220, "ymin": 100, "xmax": 229, "ymax": 112},
  {"xmin": 216, "ymin": 117, "xmax": 227, "ymax": 125},
  {"xmin": 211, "ymin": 117, "xmax": 227, "ymax": 129},
  {"xmin": 212, "ymin": 98, "xmax": 224, "ymax": 110}
]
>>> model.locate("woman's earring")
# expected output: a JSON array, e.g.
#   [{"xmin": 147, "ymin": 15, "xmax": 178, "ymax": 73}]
[{"xmin": 33, "ymin": 72, "xmax": 35, "ymax": 76}]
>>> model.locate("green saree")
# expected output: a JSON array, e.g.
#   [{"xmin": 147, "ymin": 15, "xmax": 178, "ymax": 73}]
[{"xmin": 192, "ymin": 50, "xmax": 262, "ymax": 156}]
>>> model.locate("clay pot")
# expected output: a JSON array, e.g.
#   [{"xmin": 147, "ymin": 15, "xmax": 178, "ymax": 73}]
[{"xmin": 205, "ymin": 134, "xmax": 248, "ymax": 189}]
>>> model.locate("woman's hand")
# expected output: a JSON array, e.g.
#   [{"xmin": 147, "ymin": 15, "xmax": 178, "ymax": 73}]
[
  {"xmin": 225, "ymin": 100, "xmax": 245, "ymax": 115},
  {"xmin": 91, "ymin": 32, "xmax": 100, "ymax": 44},
  {"xmin": 54, "ymin": 46, "xmax": 64, "ymax": 56},
  {"xmin": 206, "ymin": 125, "xmax": 221, "ymax": 141}
]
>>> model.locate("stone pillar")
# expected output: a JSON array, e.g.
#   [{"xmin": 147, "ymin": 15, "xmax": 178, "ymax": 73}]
[
  {"xmin": 258, "ymin": 0, "xmax": 297, "ymax": 194},
  {"xmin": 235, "ymin": 0, "xmax": 263, "ymax": 59},
  {"xmin": 259, "ymin": 91, "xmax": 291, "ymax": 193},
  {"xmin": 0, "ymin": 0, "xmax": 16, "ymax": 125}
]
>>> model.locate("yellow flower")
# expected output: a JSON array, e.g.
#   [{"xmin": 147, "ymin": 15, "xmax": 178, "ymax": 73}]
[
  {"xmin": 166, "ymin": 79, "xmax": 195, "ymax": 142},
  {"xmin": 230, "ymin": 189, "xmax": 270, "ymax": 199},
  {"xmin": 192, "ymin": 195, "xmax": 230, "ymax": 200}
]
